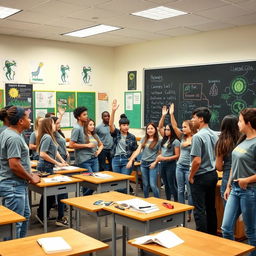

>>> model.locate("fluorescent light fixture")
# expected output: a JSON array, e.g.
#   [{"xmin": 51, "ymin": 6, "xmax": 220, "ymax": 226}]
[
  {"xmin": 0, "ymin": 6, "xmax": 21, "ymax": 19},
  {"xmin": 63, "ymin": 24, "xmax": 121, "ymax": 38},
  {"xmin": 131, "ymin": 6, "xmax": 187, "ymax": 20}
]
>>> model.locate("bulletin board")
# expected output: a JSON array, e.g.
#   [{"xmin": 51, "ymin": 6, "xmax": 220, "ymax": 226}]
[
  {"xmin": 124, "ymin": 91, "xmax": 141, "ymax": 128},
  {"xmin": 56, "ymin": 91, "xmax": 76, "ymax": 128},
  {"xmin": 33, "ymin": 90, "xmax": 55, "ymax": 120},
  {"xmin": 77, "ymin": 92, "xmax": 96, "ymax": 121}
]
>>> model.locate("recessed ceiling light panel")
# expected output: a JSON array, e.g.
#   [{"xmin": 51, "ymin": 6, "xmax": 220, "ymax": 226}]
[{"xmin": 0, "ymin": 6, "xmax": 21, "ymax": 19}]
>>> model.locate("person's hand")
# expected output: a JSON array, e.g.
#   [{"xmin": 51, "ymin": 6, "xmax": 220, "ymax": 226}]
[
  {"xmin": 156, "ymin": 155, "xmax": 165, "ymax": 162},
  {"xmin": 95, "ymin": 150, "xmax": 100, "ymax": 157},
  {"xmin": 188, "ymin": 173, "xmax": 194, "ymax": 184},
  {"xmin": 112, "ymin": 99, "xmax": 119, "ymax": 111},
  {"xmin": 224, "ymin": 186, "xmax": 231, "ymax": 200},
  {"xmin": 58, "ymin": 106, "xmax": 66, "ymax": 116},
  {"xmin": 169, "ymin": 103, "xmax": 174, "ymax": 115},
  {"xmin": 149, "ymin": 162, "xmax": 157, "ymax": 169},
  {"xmin": 126, "ymin": 160, "xmax": 133, "ymax": 169},
  {"xmin": 30, "ymin": 173, "xmax": 41, "ymax": 184},
  {"xmin": 162, "ymin": 105, "xmax": 168, "ymax": 116},
  {"xmin": 236, "ymin": 178, "xmax": 249, "ymax": 190},
  {"xmin": 86, "ymin": 143, "xmax": 96, "ymax": 148},
  {"xmin": 56, "ymin": 162, "xmax": 67, "ymax": 167}
]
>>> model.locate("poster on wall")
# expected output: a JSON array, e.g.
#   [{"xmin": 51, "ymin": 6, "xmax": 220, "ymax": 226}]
[
  {"xmin": 81, "ymin": 65, "xmax": 92, "ymax": 85},
  {"xmin": 2, "ymin": 59, "xmax": 18, "ymax": 82},
  {"xmin": 30, "ymin": 61, "xmax": 45, "ymax": 83},
  {"xmin": 128, "ymin": 71, "xmax": 137, "ymax": 90},
  {"xmin": 58, "ymin": 64, "xmax": 70, "ymax": 85},
  {"xmin": 5, "ymin": 83, "xmax": 33, "ymax": 143}
]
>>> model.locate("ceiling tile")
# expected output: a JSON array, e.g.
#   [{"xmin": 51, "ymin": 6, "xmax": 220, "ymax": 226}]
[
  {"xmin": 191, "ymin": 21, "xmax": 235, "ymax": 31},
  {"xmin": 0, "ymin": 0, "xmax": 50, "ymax": 10},
  {"xmin": 224, "ymin": 12, "xmax": 256, "ymax": 26},
  {"xmin": 160, "ymin": 26, "xmax": 200, "ymax": 36}
]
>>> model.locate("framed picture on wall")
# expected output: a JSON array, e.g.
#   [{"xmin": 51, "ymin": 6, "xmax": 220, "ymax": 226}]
[{"xmin": 128, "ymin": 71, "xmax": 137, "ymax": 90}]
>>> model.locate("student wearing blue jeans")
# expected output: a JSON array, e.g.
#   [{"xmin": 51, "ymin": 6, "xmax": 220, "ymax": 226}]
[
  {"xmin": 127, "ymin": 123, "xmax": 160, "ymax": 198},
  {"xmin": 0, "ymin": 106, "xmax": 40, "ymax": 238},
  {"xmin": 222, "ymin": 108, "xmax": 256, "ymax": 256},
  {"xmin": 110, "ymin": 99, "xmax": 138, "ymax": 193}
]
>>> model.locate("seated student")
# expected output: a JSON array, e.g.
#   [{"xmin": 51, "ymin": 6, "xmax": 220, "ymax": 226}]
[
  {"xmin": 29, "ymin": 116, "xmax": 43, "ymax": 160},
  {"xmin": 35, "ymin": 118, "xmax": 68, "ymax": 226},
  {"xmin": 96, "ymin": 111, "xmax": 113, "ymax": 171},
  {"xmin": 0, "ymin": 106, "xmax": 40, "ymax": 238}
]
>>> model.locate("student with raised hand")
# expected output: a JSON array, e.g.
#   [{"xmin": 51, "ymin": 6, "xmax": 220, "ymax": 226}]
[
  {"xmin": 0, "ymin": 106, "xmax": 40, "ymax": 238},
  {"xmin": 157, "ymin": 105, "xmax": 180, "ymax": 201},
  {"xmin": 77, "ymin": 118, "xmax": 103, "ymax": 195},
  {"xmin": 96, "ymin": 111, "xmax": 113, "ymax": 171},
  {"xmin": 169, "ymin": 103, "xmax": 198, "ymax": 221},
  {"xmin": 110, "ymin": 99, "xmax": 138, "ymax": 183},
  {"xmin": 127, "ymin": 122, "xmax": 160, "ymax": 198},
  {"xmin": 221, "ymin": 109, "xmax": 256, "ymax": 255},
  {"xmin": 189, "ymin": 107, "xmax": 218, "ymax": 235},
  {"xmin": 29, "ymin": 116, "xmax": 43, "ymax": 160},
  {"xmin": 215, "ymin": 115, "xmax": 240, "ymax": 206},
  {"xmin": 35, "ymin": 118, "xmax": 68, "ymax": 226}
]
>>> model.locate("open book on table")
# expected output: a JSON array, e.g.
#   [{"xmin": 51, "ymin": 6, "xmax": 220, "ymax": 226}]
[
  {"xmin": 92, "ymin": 172, "xmax": 113, "ymax": 179},
  {"xmin": 53, "ymin": 166, "xmax": 80, "ymax": 171},
  {"xmin": 132, "ymin": 230, "xmax": 184, "ymax": 248},
  {"xmin": 117, "ymin": 198, "xmax": 159, "ymax": 213},
  {"xmin": 37, "ymin": 236, "xmax": 72, "ymax": 254},
  {"xmin": 42, "ymin": 175, "xmax": 71, "ymax": 183}
]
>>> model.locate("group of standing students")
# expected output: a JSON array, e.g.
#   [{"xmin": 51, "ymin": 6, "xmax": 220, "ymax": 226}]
[{"xmin": 0, "ymin": 101, "xmax": 255, "ymax": 256}]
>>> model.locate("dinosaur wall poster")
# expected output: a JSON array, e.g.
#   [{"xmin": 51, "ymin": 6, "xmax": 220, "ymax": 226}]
[
  {"xmin": 2, "ymin": 59, "xmax": 18, "ymax": 82},
  {"xmin": 59, "ymin": 64, "xmax": 70, "ymax": 85},
  {"xmin": 30, "ymin": 61, "xmax": 45, "ymax": 83},
  {"xmin": 81, "ymin": 65, "xmax": 92, "ymax": 85}
]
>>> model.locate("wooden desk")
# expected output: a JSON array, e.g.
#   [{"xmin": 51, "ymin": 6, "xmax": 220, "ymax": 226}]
[
  {"xmin": 216, "ymin": 180, "xmax": 245, "ymax": 240},
  {"xmin": 217, "ymin": 171, "xmax": 223, "ymax": 179},
  {"xmin": 54, "ymin": 167, "xmax": 87, "ymax": 176},
  {"xmin": 0, "ymin": 228, "xmax": 109, "ymax": 256},
  {"xmin": 104, "ymin": 197, "xmax": 194, "ymax": 256},
  {"xmin": 128, "ymin": 227, "xmax": 254, "ymax": 256},
  {"xmin": 67, "ymin": 148, "xmax": 74, "ymax": 153},
  {"xmin": 30, "ymin": 160, "xmax": 38, "ymax": 168},
  {"xmin": 29, "ymin": 175, "xmax": 81, "ymax": 233},
  {"xmin": 62, "ymin": 191, "xmax": 135, "ymax": 240},
  {"xmin": 73, "ymin": 171, "xmax": 132, "ymax": 194},
  {"xmin": 0, "ymin": 205, "xmax": 26, "ymax": 240}
]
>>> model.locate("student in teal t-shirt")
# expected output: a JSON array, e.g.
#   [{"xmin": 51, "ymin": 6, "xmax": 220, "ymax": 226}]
[{"xmin": 222, "ymin": 108, "xmax": 256, "ymax": 256}]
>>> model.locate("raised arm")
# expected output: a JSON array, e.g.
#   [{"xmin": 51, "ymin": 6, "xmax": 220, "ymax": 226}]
[
  {"xmin": 158, "ymin": 105, "xmax": 168, "ymax": 137},
  {"xmin": 57, "ymin": 106, "xmax": 66, "ymax": 123},
  {"xmin": 109, "ymin": 99, "xmax": 119, "ymax": 133},
  {"xmin": 169, "ymin": 103, "xmax": 182, "ymax": 139}
]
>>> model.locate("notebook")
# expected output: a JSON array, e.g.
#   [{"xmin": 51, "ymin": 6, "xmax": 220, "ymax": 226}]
[{"xmin": 37, "ymin": 236, "xmax": 72, "ymax": 254}]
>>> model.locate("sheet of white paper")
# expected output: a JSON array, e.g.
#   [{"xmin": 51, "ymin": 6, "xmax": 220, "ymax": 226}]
[{"xmin": 126, "ymin": 94, "xmax": 133, "ymax": 110}]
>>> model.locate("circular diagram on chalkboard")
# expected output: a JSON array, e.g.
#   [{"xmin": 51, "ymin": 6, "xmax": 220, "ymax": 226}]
[
  {"xmin": 231, "ymin": 77, "xmax": 247, "ymax": 95},
  {"xmin": 231, "ymin": 99, "xmax": 247, "ymax": 115},
  {"xmin": 129, "ymin": 72, "xmax": 135, "ymax": 81}
]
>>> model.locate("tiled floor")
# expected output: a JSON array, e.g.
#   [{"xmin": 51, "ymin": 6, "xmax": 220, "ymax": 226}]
[{"xmin": 27, "ymin": 184, "xmax": 196, "ymax": 255}]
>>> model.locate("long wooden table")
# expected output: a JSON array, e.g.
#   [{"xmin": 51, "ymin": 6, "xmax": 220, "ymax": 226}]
[
  {"xmin": 0, "ymin": 205, "xmax": 26, "ymax": 240},
  {"xmin": 128, "ymin": 227, "xmax": 254, "ymax": 256},
  {"xmin": 0, "ymin": 228, "xmax": 109, "ymax": 256}
]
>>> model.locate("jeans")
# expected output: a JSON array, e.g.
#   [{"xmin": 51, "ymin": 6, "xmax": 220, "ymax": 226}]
[
  {"xmin": 222, "ymin": 182, "xmax": 256, "ymax": 256},
  {"xmin": 220, "ymin": 169, "xmax": 230, "ymax": 207},
  {"xmin": 141, "ymin": 161, "xmax": 159, "ymax": 198},
  {"xmin": 160, "ymin": 161, "xmax": 177, "ymax": 201},
  {"xmin": 79, "ymin": 157, "xmax": 99, "ymax": 195},
  {"xmin": 176, "ymin": 164, "xmax": 193, "ymax": 213},
  {"xmin": 98, "ymin": 148, "xmax": 112, "ymax": 171},
  {"xmin": 190, "ymin": 171, "xmax": 218, "ymax": 234},
  {"xmin": 0, "ymin": 179, "xmax": 30, "ymax": 238}
]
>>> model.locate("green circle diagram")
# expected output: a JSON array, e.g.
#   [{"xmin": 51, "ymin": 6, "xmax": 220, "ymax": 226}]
[
  {"xmin": 231, "ymin": 77, "xmax": 247, "ymax": 95},
  {"xmin": 129, "ymin": 73, "xmax": 135, "ymax": 81},
  {"xmin": 231, "ymin": 99, "xmax": 247, "ymax": 115}
]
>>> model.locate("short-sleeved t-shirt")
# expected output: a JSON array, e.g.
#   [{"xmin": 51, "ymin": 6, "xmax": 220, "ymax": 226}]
[
  {"xmin": 190, "ymin": 127, "xmax": 218, "ymax": 176},
  {"xmin": 29, "ymin": 131, "xmax": 39, "ymax": 159},
  {"xmin": 39, "ymin": 134, "xmax": 57, "ymax": 161},
  {"xmin": 55, "ymin": 132, "xmax": 67, "ymax": 158},
  {"xmin": 141, "ymin": 138, "xmax": 161, "ymax": 162},
  {"xmin": 0, "ymin": 125, "xmax": 8, "ymax": 134},
  {"xmin": 96, "ymin": 123, "xmax": 113, "ymax": 150},
  {"xmin": 115, "ymin": 134, "xmax": 127, "ymax": 156},
  {"xmin": 231, "ymin": 137, "xmax": 256, "ymax": 187},
  {"xmin": 0, "ymin": 128, "xmax": 31, "ymax": 182},
  {"xmin": 177, "ymin": 139, "xmax": 191, "ymax": 167},
  {"xmin": 161, "ymin": 139, "xmax": 180, "ymax": 158}
]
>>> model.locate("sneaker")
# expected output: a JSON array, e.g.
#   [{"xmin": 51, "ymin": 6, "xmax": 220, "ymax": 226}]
[
  {"xmin": 55, "ymin": 217, "xmax": 68, "ymax": 227},
  {"xmin": 35, "ymin": 214, "xmax": 44, "ymax": 226}
]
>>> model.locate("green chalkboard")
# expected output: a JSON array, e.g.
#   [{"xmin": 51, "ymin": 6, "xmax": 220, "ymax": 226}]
[
  {"xmin": 33, "ymin": 91, "xmax": 55, "ymax": 120},
  {"xmin": 124, "ymin": 91, "xmax": 141, "ymax": 128},
  {"xmin": 56, "ymin": 91, "xmax": 76, "ymax": 128},
  {"xmin": 77, "ymin": 92, "xmax": 96, "ymax": 121},
  {"xmin": 144, "ymin": 61, "xmax": 256, "ymax": 130}
]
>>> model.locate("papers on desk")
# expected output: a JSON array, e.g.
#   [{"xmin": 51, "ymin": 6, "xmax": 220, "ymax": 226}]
[
  {"xmin": 117, "ymin": 198, "xmax": 159, "ymax": 213},
  {"xmin": 37, "ymin": 236, "xmax": 72, "ymax": 254},
  {"xmin": 93, "ymin": 173, "xmax": 113, "ymax": 179},
  {"xmin": 42, "ymin": 175, "xmax": 72, "ymax": 183},
  {"xmin": 53, "ymin": 166, "xmax": 80, "ymax": 171},
  {"xmin": 132, "ymin": 230, "xmax": 184, "ymax": 248}
]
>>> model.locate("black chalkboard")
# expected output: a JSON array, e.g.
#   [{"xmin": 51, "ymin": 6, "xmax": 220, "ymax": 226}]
[{"xmin": 144, "ymin": 61, "xmax": 256, "ymax": 130}]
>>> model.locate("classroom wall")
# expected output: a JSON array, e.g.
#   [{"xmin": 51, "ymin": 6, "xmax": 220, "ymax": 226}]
[
  {"xmin": 113, "ymin": 24, "xmax": 256, "ymax": 136},
  {"xmin": 0, "ymin": 34, "xmax": 114, "ymax": 136}
]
